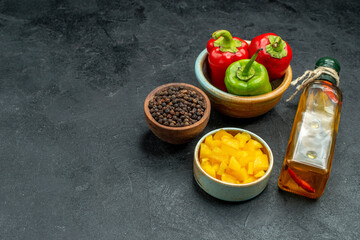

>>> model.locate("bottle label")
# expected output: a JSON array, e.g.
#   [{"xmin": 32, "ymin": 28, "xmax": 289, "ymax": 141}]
[{"xmin": 292, "ymin": 91, "xmax": 336, "ymax": 169}]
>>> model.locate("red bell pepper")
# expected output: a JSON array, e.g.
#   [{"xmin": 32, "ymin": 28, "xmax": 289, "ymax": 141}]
[
  {"xmin": 207, "ymin": 30, "xmax": 249, "ymax": 92},
  {"xmin": 248, "ymin": 33, "xmax": 292, "ymax": 81}
]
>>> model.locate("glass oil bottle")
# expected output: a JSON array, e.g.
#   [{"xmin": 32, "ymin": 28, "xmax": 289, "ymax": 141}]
[{"xmin": 278, "ymin": 57, "xmax": 342, "ymax": 199}]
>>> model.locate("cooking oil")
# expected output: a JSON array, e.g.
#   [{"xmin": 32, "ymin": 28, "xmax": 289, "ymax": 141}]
[{"xmin": 278, "ymin": 57, "xmax": 342, "ymax": 198}]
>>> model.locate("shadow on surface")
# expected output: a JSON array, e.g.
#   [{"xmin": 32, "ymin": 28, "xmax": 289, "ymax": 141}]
[
  {"xmin": 207, "ymin": 107, "xmax": 270, "ymax": 130},
  {"xmin": 277, "ymin": 187, "xmax": 318, "ymax": 203},
  {"xmin": 140, "ymin": 130, "xmax": 190, "ymax": 157},
  {"xmin": 284, "ymin": 101, "xmax": 299, "ymax": 112}
]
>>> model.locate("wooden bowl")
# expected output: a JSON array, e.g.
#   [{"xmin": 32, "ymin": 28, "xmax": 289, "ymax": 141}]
[
  {"xmin": 144, "ymin": 83, "xmax": 211, "ymax": 144},
  {"xmin": 195, "ymin": 48, "xmax": 293, "ymax": 118}
]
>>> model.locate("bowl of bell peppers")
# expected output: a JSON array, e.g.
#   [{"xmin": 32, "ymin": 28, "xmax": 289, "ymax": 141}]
[{"xmin": 195, "ymin": 30, "xmax": 293, "ymax": 118}]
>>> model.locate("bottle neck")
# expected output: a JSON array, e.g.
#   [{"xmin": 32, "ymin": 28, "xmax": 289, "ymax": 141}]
[{"xmin": 316, "ymin": 73, "xmax": 338, "ymax": 85}]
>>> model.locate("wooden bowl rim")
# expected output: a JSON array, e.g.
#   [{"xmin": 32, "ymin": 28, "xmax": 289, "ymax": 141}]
[
  {"xmin": 144, "ymin": 82, "xmax": 211, "ymax": 131},
  {"xmin": 195, "ymin": 48, "xmax": 293, "ymax": 103}
]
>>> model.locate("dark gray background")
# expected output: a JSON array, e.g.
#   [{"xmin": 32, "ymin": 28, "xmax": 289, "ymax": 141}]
[{"xmin": 0, "ymin": 0, "xmax": 359, "ymax": 239}]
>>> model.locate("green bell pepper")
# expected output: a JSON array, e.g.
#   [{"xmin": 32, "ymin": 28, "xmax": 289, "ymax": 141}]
[{"xmin": 224, "ymin": 49, "xmax": 272, "ymax": 96}]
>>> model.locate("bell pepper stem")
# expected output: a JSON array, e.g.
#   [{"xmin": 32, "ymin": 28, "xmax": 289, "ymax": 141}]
[
  {"xmin": 266, "ymin": 35, "xmax": 288, "ymax": 59},
  {"xmin": 212, "ymin": 30, "xmax": 240, "ymax": 53},
  {"xmin": 271, "ymin": 36, "xmax": 282, "ymax": 51},
  {"xmin": 236, "ymin": 48, "xmax": 262, "ymax": 81},
  {"xmin": 243, "ymin": 49, "xmax": 261, "ymax": 73}
]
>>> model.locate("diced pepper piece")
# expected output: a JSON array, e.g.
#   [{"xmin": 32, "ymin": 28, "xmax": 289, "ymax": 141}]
[
  {"xmin": 213, "ymin": 129, "xmax": 233, "ymax": 140},
  {"xmin": 204, "ymin": 135, "xmax": 213, "ymax": 144},
  {"xmin": 221, "ymin": 173, "xmax": 239, "ymax": 184},
  {"xmin": 212, "ymin": 140, "xmax": 222, "ymax": 149},
  {"xmin": 253, "ymin": 154, "xmax": 269, "ymax": 174},
  {"xmin": 237, "ymin": 151, "xmax": 253, "ymax": 167},
  {"xmin": 234, "ymin": 132, "xmax": 251, "ymax": 147},
  {"xmin": 240, "ymin": 168, "xmax": 249, "ymax": 182},
  {"xmin": 220, "ymin": 144, "xmax": 243, "ymax": 159},
  {"xmin": 254, "ymin": 149, "xmax": 264, "ymax": 157},
  {"xmin": 244, "ymin": 139, "xmax": 263, "ymax": 151},
  {"xmin": 254, "ymin": 170, "xmax": 265, "ymax": 178},
  {"xmin": 243, "ymin": 176, "xmax": 257, "ymax": 184},
  {"xmin": 252, "ymin": 139, "xmax": 263, "ymax": 149},
  {"xmin": 200, "ymin": 158, "xmax": 210, "ymax": 164},
  {"xmin": 221, "ymin": 136, "xmax": 242, "ymax": 149},
  {"xmin": 212, "ymin": 163, "xmax": 220, "ymax": 172},
  {"xmin": 208, "ymin": 140, "xmax": 222, "ymax": 149},
  {"xmin": 209, "ymin": 154, "xmax": 228, "ymax": 164},
  {"xmin": 201, "ymin": 159, "xmax": 211, "ymax": 173},
  {"xmin": 200, "ymin": 158, "xmax": 210, "ymax": 168},
  {"xmin": 201, "ymin": 160, "xmax": 216, "ymax": 178},
  {"xmin": 217, "ymin": 161, "xmax": 227, "ymax": 176},
  {"xmin": 212, "ymin": 147, "xmax": 225, "ymax": 155},
  {"xmin": 200, "ymin": 143, "xmax": 212, "ymax": 159},
  {"xmin": 228, "ymin": 156, "xmax": 241, "ymax": 172},
  {"xmin": 248, "ymin": 162, "xmax": 254, "ymax": 175},
  {"xmin": 209, "ymin": 147, "xmax": 228, "ymax": 164},
  {"xmin": 204, "ymin": 166, "xmax": 217, "ymax": 178},
  {"xmin": 204, "ymin": 135, "xmax": 222, "ymax": 149},
  {"xmin": 204, "ymin": 135, "xmax": 213, "ymax": 149},
  {"xmin": 243, "ymin": 132, "xmax": 251, "ymax": 139},
  {"xmin": 227, "ymin": 167, "xmax": 248, "ymax": 182}
]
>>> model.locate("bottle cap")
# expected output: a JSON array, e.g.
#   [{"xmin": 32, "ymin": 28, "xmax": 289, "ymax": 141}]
[{"xmin": 315, "ymin": 57, "xmax": 340, "ymax": 85}]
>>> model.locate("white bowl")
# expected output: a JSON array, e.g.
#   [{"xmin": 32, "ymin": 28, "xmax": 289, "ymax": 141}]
[{"xmin": 193, "ymin": 127, "xmax": 274, "ymax": 201}]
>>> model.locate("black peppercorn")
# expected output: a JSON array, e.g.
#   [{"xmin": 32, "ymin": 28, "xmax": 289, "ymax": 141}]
[{"xmin": 148, "ymin": 86, "xmax": 206, "ymax": 127}]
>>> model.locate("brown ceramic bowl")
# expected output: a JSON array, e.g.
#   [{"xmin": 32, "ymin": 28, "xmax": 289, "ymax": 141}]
[
  {"xmin": 144, "ymin": 83, "xmax": 211, "ymax": 144},
  {"xmin": 195, "ymin": 48, "xmax": 293, "ymax": 118}
]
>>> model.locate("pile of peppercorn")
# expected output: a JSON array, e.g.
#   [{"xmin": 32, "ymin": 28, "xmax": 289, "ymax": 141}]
[{"xmin": 148, "ymin": 86, "xmax": 206, "ymax": 127}]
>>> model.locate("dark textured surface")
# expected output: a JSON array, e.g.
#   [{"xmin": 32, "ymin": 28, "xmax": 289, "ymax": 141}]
[{"xmin": 0, "ymin": 0, "xmax": 359, "ymax": 239}]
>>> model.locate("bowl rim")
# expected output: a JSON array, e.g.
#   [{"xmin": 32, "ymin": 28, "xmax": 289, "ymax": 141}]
[
  {"xmin": 194, "ymin": 127, "xmax": 274, "ymax": 187},
  {"xmin": 144, "ymin": 82, "xmax": 211, "ymax": 131},
  {"xmin": 195, "ymin": 48, "xmax": 293, "ymax": 103}
]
